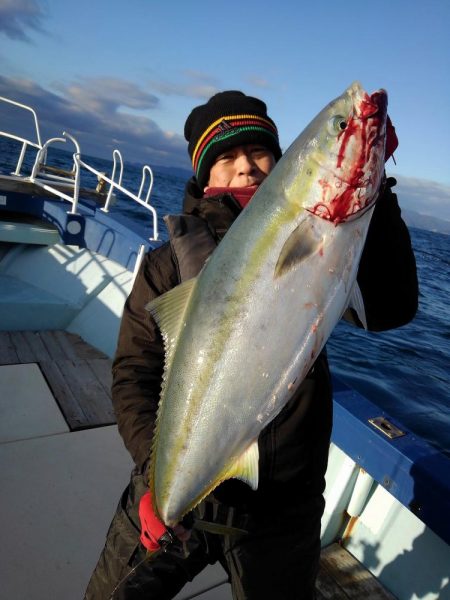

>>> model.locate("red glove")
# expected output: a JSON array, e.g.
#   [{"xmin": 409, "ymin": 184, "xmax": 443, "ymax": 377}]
[
  {"xmin": 385, "ymin": 115, "xmax": 398, "ymax": 162},
  {"xmin": 138, "ymin": 490, "xmax": 170, "ymax": 551}
]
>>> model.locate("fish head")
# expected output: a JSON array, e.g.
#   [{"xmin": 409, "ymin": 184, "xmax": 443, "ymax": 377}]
[{"xmin": 285, "ymin": 81, "xmax": 388, "ymax": 224}]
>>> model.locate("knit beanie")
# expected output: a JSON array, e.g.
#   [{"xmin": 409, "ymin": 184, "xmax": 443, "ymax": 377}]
[{"xmin": 184, "ymin": 91, "xmax": 282, "ymax": 189}]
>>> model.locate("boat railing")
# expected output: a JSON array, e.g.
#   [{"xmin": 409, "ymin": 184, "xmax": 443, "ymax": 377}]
[
  {"xmin": 76, "ymin": 150, "xmax": 158, "ymax": 241},
  {"xmin": 0, "ymin": 96, "xmax": 159, "ymax": 246},
  {"xmin": 30, "ymin": 133, "xmax": 79, "ymax": 183},
  {"xmin": 0, "ymin": 96, "xmax": 43, "ymax": 176}
]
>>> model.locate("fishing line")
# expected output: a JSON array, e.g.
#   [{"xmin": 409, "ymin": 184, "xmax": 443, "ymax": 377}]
[
  {"xmin": 107, "ymin": 519, "xmax": 245, "ymax": 598},
  {"xmin": 108, "ymin": 549, "xmax": 161, "ymax": 600}
]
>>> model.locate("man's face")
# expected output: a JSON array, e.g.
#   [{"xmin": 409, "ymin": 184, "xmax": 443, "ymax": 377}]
[{"xmin": 205, "ymin": 144, "xmax": 276, "ymax": 191}]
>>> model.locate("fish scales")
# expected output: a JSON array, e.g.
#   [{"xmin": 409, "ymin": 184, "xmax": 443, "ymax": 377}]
[{"xmin": 147, "ymin": 81, "xmax": 388, "ymax": 526}]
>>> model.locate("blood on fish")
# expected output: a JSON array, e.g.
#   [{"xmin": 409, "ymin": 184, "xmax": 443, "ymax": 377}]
[{"xmin": 310, "ymin": 90, "xmax": 386, "ymax": 225}]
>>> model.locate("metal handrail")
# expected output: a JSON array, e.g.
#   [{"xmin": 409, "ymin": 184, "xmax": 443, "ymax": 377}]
[
  {"xmin": 1, "ymin": 96, "xmax": 159, "ymax": 243},
  {"xmin": 101, "ymin": 149, "xmax": 124, "ymax": 213},
  {"xmin": 79, "ymin": 153, "xmax": 158, "ymax": 241},
  {"xmin": 31, "ymin": 137, "xmax": 67, "ymax": 180},
  {"xmin": 0, "ymin": 96, "xmax": 43, "ymax": 176},
  {"xmin": 0, "ymin": 95, "xmax": 42, "ymax": 146},
  {"xmin": 137, "ymin": 165, "xmax": 154, "ymax": 205}
]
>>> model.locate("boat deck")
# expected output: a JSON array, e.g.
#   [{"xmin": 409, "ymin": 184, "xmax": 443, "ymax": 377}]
[
  {"xmin": 316, "ymin": 543, "xmax": 395, "ymax": 599},
  {"xmin": 0, "ymin": 329, "xmax": 115, "ymax": 428},
  {"xmin": 175, "ymin": 541, "xmax": 396, "ymax": 599},
  {"xmin": 0, "ymin": 330, "xmax": 395, "ymax": 599}
]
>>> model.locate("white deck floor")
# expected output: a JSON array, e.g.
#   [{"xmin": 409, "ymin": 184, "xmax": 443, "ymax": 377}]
[
  {"xmin": 0, "ymin": 363, "xmax": 68, "ymax": 442},
  {"xmin": 0, "ymin": 362, "xmax": 232, "ymax": 599}
]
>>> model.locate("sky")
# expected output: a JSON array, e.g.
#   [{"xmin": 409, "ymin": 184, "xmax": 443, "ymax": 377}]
[{"xmin": 1, "ymin": 0, "xmax": 449, "ymax": 218}]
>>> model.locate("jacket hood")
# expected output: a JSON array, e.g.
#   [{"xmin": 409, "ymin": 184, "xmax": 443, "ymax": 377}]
[
  {"xmin": 183, "ymin": 177, "xmax": 204, "ymax": 214},
  {"xmin": 182, "ymin": 177, "xmax": 243, "ymax": 241}
]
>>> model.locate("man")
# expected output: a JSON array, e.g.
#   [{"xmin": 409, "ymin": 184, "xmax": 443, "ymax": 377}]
[{"xmin": 84, "ymin": 91, "xmax": 418, "ymax": 599}]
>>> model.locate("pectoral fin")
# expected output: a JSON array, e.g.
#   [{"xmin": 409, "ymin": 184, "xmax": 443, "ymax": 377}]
[
  {"xmin": 275, "ymin": 219, "xmax": 323, "ymax": 278},
  {"xmin": 343, "ymin": 281, "xmax": 368, "ymax": 329},
  {"xmin": 225, "ymin": 440, "xmax": 259, "ymax": 490}
]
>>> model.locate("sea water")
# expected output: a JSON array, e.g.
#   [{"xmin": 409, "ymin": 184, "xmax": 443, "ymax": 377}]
[
  {"xmin": 1, "ymin": 140, "xmax": 449, "ymax": 457},
  {"xmin": 327, "ymin": 226, "xmax": 450, "ymax": 458}
]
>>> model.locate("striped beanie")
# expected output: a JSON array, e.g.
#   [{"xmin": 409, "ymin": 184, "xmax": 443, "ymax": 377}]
[{"xmin": 184, "ymin": 91, "xmax": 282, "ymax": 189}]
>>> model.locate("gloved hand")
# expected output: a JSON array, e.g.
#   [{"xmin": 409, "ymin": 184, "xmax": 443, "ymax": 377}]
[
  {"xmin": 385, "ymin": 115, "xmax": 398, "ymax": 162},
  {"xmin": 138, "ymin": 490, "xmax": 192, "ymax": 551},
  {"xmin": 138, "ymin": 490, "xmax": 170, "ymax": 551}
]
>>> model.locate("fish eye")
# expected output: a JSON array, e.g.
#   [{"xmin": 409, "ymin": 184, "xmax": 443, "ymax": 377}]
[{"xmin": 328, "ymin": 115, "xmax": 348, "ymax": 135}]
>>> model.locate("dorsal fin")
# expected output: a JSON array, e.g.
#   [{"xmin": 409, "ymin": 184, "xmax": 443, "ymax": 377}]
[{"xmin": 146, "ymin": 278, "xmax": 197, "ymax": 366}]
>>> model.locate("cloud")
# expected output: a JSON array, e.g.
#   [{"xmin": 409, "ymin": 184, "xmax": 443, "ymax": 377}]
[
  {"xmin": 56, "ymin": 77, "xmax": 160, "ymax": 114},
  {"xmin": 0, "ymin": 75, "xmax": 190, "ymax": 169},
  {"xmin": 150, "ymin": 80, "xmax": 219, "ymax": 99},
  {"xmin": 245, "ymin": 76, "xmax": 271, "ymax": 89},
  {"xmin": 0, "ymin": 0, "xmax": 46, "ymax": 41},
  {"xmin": 393, "ymin": 174, "xmax": 450, "ymax": 222},
  {"xmin": 150, "ymin": 71, "xmax": 220, "ymax": 100}
]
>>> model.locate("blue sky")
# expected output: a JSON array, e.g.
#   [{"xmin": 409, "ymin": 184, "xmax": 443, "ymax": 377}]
[{"xmin": 1, "ymin": 0, "xmax": 449, "ymax": 216}]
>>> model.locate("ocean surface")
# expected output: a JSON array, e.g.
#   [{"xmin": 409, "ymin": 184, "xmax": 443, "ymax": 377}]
[{"xmin": 1, "ymin": 140, "xmax": 449, "ymax": 457}]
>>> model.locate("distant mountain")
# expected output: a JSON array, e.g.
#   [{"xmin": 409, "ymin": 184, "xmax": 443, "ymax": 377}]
[
  {"xmin": 402, "ymin": 209, "xmax": 450, "ymax": 235},
  {"xmin": 392, "ymin": 174, "xmax": 450, "ymax": 235}
]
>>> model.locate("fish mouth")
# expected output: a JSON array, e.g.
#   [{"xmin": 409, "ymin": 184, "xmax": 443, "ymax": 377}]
[
  {"xmin": 370, "ymin": 89, "xmax": 388, "ymax": 109},
  {"xmin": 355, "ymin": 88, "xmax": 388, "ymax": 126},
  {"xmin": 349, "ymin": 82, "xmax": 388, "ymax": 120}
]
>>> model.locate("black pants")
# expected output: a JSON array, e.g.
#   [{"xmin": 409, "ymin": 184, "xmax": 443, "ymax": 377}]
[{"xmin": 84, "ymin": 470, "xmax": 323, "ymax": 600}]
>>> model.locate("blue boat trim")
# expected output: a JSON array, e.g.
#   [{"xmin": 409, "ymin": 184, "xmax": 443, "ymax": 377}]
[{"xmin": 332, "ymin": 375, "xmax": 450, "ymax": 545}]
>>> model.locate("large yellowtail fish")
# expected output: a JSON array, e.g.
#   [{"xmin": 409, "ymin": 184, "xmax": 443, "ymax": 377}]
[{"xmin": 147, "ymin": 81, "xmax": 388, "ymax": 526}]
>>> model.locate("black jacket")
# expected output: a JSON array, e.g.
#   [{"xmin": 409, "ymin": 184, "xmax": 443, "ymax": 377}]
[{"xmin": 111, "ymin": 177, "xmax": 418, "ymax": 509}]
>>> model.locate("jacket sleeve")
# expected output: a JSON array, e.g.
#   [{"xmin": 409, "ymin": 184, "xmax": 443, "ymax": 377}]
[
  {"xmin": 111, "ymin": 245, "xmax": 177, "ymax": 470},
  {"xmin": 356, "ymin": 177, "xmax": 419, "ymax": 331}
]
